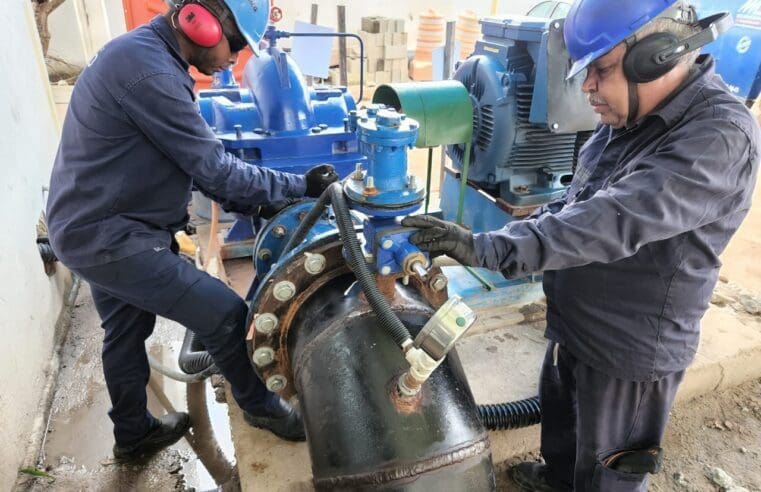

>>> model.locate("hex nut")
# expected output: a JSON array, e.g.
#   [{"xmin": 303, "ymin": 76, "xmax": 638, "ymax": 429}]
[
  {"xmin": 430, "ymin": 274, "xmax": 448, "ymax": 292},
  {"xmin": 266, "ymin": 374, "xmax": 288, "ymax": 392},
  {"xmin": 304, "ymin": 252, "xmax": 326, "ymax": 275},
  {"xmin": 253, "ymin": 347, "xmax": 275, "ymax": 367},
  {"xmin": 273, "ymin": 281, "xmax": 297, "ymax": 301},
  {"xmin": 272, "ymin": 225, "xmax": 287, "ymax": 238},
  {"xmin": 258, "ymin": 249, "xmax": 272, "ymax": 261},
  {"xmin": 255, "ymin": 313, "xmax": 279, "ymax": 335}
]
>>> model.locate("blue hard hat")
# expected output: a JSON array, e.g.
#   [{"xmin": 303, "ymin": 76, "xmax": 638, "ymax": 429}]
[
  {"xmin": 564, "ymin": 0, "xmax": 678, "ymax": 79},
  {"xmin": 220, "ymin": 0, "xmax": 270, "ymax": 55}
]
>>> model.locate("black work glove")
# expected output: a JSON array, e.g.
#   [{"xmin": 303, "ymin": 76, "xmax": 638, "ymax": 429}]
[
  {"xmin": 258, "ymin": 197, "xmax": 302, "ymax": 220},
  {"xmin": 401, "ymin": 215, "xmax": 478, "ymax": 267},
  {"xmin": 305, "ymin": 164, "xmax": 339, "ymax": 198}
]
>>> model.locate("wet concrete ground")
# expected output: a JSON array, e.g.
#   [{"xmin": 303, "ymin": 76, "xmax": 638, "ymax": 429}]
[{"xmin": 23, "ymin": 281, "xmax": 238, "ymax": 492}]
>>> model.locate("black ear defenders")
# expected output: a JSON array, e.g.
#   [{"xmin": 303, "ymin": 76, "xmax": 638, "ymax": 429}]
[{"xmin": 623, "ymin": 12, "xmax": 733, "ymax": 83}]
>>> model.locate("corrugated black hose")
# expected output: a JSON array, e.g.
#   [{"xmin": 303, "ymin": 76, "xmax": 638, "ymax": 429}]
[
  {"xmin": 478, "ymin": 396, "xmax": 541, "ymax": 430},
  {"xmin": 178, "ymin": 328, "xmax": 218, "ymax": 377},
  {"xmin": 327, "ymin": 183, "xmax": 413, "ymax": 347},
  {"xmin": 281, "ymin": 187, "xmax": 333, "ymax": 256}
]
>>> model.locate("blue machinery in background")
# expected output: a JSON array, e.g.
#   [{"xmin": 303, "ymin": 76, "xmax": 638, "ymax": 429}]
[
  {"xmin": 697, "ymin": 0, "xmax": 761, "ymax": 105},
  {"xmin": 197, "ymin": 16, "xmax": 599, "ymax": 307}
]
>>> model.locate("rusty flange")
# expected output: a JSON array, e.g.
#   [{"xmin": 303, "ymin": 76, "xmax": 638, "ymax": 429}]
[{"xmin": 247, "ymin": 235, "xmax": 450, "ymax": 400}]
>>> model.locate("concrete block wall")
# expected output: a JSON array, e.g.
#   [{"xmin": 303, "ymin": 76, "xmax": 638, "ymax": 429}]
[
  {"xmin": 346, "ymin": 17, "xmax": 409, "ymax": 85},
  {"xmin": 0, "ymin": 1, "xmax": 72, "ymax": 487}
]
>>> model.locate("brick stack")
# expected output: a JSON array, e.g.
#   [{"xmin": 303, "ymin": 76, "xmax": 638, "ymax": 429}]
[{"xmin": 343, "ymin": 16, "xmax": 408, "ymax": 85}]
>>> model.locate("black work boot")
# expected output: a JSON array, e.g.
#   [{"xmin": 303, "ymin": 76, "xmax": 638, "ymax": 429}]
[
  {"xmin": 113, "ymin": 412, "xmax": 191, "ymax": 463},
  {"xmin": 243, "ymin": 395, "xmax": 306, "ymax": 442},
  {"xmin": 511, "ymin": 462, "xmax": 567, "ymax": 492}
]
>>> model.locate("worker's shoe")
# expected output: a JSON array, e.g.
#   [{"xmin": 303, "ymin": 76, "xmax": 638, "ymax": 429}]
[
  {"xmin": 511, "ymin": 462, "xmax": 568, "ymax": 492},
  {"xmin": 243, "ymin": 396, "xmax": 306, "ymax": 442},
  {"xmin": 113, "ymin": 412, "xmax": 191, "ymax": 463}
]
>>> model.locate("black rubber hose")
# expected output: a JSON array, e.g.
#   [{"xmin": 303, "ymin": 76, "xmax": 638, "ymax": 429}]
[
  {"xmin": 478, "ymin": 396, "xmax": 541, "ymax": 430},
  {"xmin": 38, "ymin": 240, "xmax": 57, "ymax": 263},
  {"xmin": 328, "ymin": 183, "xmax": 413, "ymax": 347},
  {"xmin": 282, "ymin": 188, "xmax": 333, "ymax": 256},
  {"xmin": 178, "ymin": 328, "xmax": 218, "ymax": 375}
]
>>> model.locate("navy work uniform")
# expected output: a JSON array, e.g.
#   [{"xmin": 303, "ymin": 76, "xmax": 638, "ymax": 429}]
[
  {"xmin": 46, "ymin": 16, "xmax": 307, "ymax": 446},
  {"xmin": 474, "ymin": 56, "xmax": 760, "ymax": 490}
]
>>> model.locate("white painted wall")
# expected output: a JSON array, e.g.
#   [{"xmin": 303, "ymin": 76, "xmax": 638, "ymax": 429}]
[{"xmin": 0, "ymin": 1, "xmax": 72, "ymax": 487}]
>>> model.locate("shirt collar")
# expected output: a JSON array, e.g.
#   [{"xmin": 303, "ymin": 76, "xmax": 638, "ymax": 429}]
[
  {"xmin": 647, "ymin": 55, "xmax": 715, "ymax": 128},
  {"xmin": 150, "ymin": 15, "xmax": 190, "ymax": 72}
]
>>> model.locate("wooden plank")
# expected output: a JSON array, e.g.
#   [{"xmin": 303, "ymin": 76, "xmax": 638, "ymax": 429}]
[{"xmin": 337, "ymin": 5, "xmax": 347, "ymax": 87}]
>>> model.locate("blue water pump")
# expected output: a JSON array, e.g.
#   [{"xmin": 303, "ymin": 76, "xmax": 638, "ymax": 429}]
[
  {"xmin": 196, "ymin": 28, "xmax": 365, "ymax": 244},
  {"xmin": 251, "ymin": 104, "xmax": 431, "ymax": 283}
]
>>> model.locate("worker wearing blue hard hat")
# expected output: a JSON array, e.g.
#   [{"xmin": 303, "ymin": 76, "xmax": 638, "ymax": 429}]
[
  {"xmin": 404, "ymin": 0, "xmax": 759, "ymax": 490},
  {"xmin": 46, "ymin": 0, "xmax": 339, "ymax": 462}
]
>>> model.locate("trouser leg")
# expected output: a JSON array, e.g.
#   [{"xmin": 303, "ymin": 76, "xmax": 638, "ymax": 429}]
[
  {"xmin": 90, "ymin": 285, "xmax": 158, "ymax": 445},
  {"xmin": 161, "ymin": 273, "xmax": 272, "ymax": 414},
  {"xmin": 76, "ymin": 249, "xmax": 277, "ymax": 441},
  {"xmin": 571, "ymin": 350, "xmax": 684, "ymax": 491},
  {"xmin": 539, "ymin": 342, "xmax": 577, "ymax": 491}
]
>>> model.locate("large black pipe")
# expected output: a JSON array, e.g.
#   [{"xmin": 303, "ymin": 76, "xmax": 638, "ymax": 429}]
[
  {"xmin": 288, "ymin": 274, "xmax": 496, "ymax": 491},
  {"xmin": 280, "ymin": 182, "xmax": 542, "ymax": 431}
]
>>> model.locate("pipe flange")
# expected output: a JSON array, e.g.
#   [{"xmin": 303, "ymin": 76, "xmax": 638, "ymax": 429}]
[{"xmin": 247, "ymin": 238, "xmax": 350, "ymax": 400}]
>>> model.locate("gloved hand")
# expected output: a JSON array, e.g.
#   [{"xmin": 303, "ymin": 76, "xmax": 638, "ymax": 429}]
[
  {"xmin": 401, "ymin": 215, "xmax": 478, "ymax": 267},
  {"xmin": 305, "ymin": 164, "xmax": 339, "ymax": 198},
  {"xmin": 258, "ymin": 197, "xmax": 302, "ymax": 220}
]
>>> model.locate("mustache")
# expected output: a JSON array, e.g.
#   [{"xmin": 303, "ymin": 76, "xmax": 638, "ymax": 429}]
[{"xmin": 589, "ymin": 94, "xmax": 607, "ymax": 106}]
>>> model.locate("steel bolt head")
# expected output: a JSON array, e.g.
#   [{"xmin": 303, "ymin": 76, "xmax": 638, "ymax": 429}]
[
  {"xmin": 266, "ymin": 374, "xmax": 288, "ymax": 392},
  {"xmin": 381, "ymin": 266, "xmax": 392, "ymax": 275},
  {"xmin": 258, "ymin": 249, "xmax": 272, "ymax": 261},
  {"xmin": 255, "ymin": 313, "xmax": 279, "ymax": 335},
  {"xmin": 273, "ymin": 281, "xmax": 296, "ymax": 301},
  {"xmin": 381, "ymin": 239, "xmax": 394, "ymax": 250},
  {"xmin": 272, "ymin": 225, "xmax": 287, "ymax": 238},
  {"xmin": 430, "ymin": 274, "xmax": 448, "ymax": 292},
  {"xmin": 304, "ymin": 252, "xmax": 326, "ymax": 275},
  {"xmin": 253, "ymin": 347, "xmax": 275, "ymax": 367}
]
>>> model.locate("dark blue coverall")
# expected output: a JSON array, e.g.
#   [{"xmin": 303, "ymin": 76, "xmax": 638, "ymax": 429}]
[
  {"xmin": 474, "ymin": 57, "xmax": 760, "ymax": 490},
  {"xmin": 46, "ymin": 16, "xmax": 307, "ymax": 446}
]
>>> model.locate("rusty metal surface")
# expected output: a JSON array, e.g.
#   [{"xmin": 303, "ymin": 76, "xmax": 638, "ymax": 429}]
[
  {"xmin": 247, "ymin": 236, "xmax": 349, "ymax": 400},
  {"xmin": 247, "ymin": 233, "xmax": 452, "ymax": 400}
]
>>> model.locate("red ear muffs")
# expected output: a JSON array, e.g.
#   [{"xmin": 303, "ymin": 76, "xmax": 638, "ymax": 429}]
[{"xmin": 177, "ymin": 3, "xmax": 223, "ymax": 48}]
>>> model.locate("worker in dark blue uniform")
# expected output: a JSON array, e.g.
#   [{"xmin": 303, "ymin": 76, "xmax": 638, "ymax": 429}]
[
  {"xmin": 46, "ymin": 0, "xmax": 338, "ymax": 462},
  {"xmin": 404, "ymin": 0, "xmax": 760, "ymax": 490}
]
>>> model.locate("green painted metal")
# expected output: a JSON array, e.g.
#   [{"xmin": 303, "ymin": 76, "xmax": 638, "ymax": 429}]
[
  {"xmin": 372, "ymin": 81, "xmax": 473, "ymax": 148},
  {"xmin": 456, "ymin": 142, "xmax": 472, "ymax": 225}
]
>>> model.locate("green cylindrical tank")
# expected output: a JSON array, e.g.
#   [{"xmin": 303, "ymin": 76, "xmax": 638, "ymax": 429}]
[{"xmin": 373, "ymin": 81, "xmax": 473, "ymax": 147}]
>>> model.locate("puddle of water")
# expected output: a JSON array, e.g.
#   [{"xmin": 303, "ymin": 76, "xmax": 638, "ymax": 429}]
[
  {"xmin": 148, "ymin": 339, "xmax": 236, "ymax": 490},
  {"xmin": 44, "ymin": 386, "xmax": 114, "ymax": 468}
]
